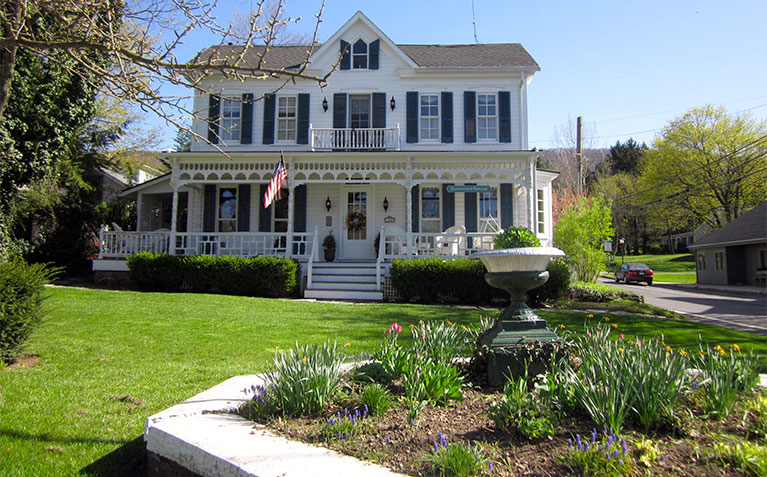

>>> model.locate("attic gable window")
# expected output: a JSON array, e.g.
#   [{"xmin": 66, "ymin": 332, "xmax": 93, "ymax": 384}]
[{"xmin": 353, "ymin": 39, "xmax": 368, "ymax": 69}]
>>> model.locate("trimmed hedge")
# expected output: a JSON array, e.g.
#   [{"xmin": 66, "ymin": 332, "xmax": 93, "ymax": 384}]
[
  {"xmin": 527, "ymin": 258, "xmax": 572, "ymax": 307},
  {"xmin": 389, "ymin": 258, "xmax": 506, "ymax": 304},
  {"xmin": 127, "ymin": 253, "xmax": 299, "ymax": 297},
  {"xmin": 0, "ymin": 258, "xmax": 58, "ymax": 364}
]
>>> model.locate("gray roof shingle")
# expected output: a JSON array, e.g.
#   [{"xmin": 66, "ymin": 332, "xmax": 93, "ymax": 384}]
[
  {"xmin": 692, "ymin": 202, "xmax": 767, "ymax": 248},
  {"xmin": 193, "ymin": 43, "xmax": 539, "ymax": 70}
]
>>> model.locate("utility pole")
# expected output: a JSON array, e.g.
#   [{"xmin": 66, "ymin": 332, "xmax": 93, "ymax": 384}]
[{"xmin": 576, "ymin": 116, "xmax": 583, "ymax": 196}]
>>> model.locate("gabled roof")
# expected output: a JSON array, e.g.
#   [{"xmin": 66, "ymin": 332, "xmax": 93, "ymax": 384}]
[
  {"xmin": 690, "ymin": 202, "xmax": 767, "ymax": 249},
  {"xmin": 193, "ymin": 11, "xmax": 538, "ymax": 71}
]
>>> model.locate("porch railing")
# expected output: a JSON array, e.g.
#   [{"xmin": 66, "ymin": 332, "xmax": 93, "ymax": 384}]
[
  {"xmin": 380, "ymin": 232, "xmax": 498, "ymax": 261},
  {"xmin": 98, "ymin": 230, "xmax": 315, "ymax": 259},
  {"xmin": 310, "ymin": 124, "xmax": 401, "ymax": 151}
]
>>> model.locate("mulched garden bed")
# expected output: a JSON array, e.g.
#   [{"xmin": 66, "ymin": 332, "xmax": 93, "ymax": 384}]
[{"xmin": 263, "ymin": 384, "xmax": 761, "ymax": 476}]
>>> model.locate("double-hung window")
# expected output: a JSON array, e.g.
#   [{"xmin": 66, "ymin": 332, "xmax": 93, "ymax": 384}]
[
  {"xmin": 537, "ymin": 189, "xmax": 546, "ymax": 234},
  {"xmin": 352, "ymin": 39, "xmax": 368, "ymax": 69},
  {"xmin": 477, "ymin": 93, "xmax": 497, "ymax": 140},
  {"xmin": 421, "ymin": 186, "xmax": 441, "ymax": 233},
  {"xmin": 714, "ymin": 251, "xmax": 725, "ymax": 270},
  {"xmin": 478, "ymin": 187, "xmax": 499, "ymax": 231},
  {"xmin": 277, "ymin": 96, "xmax": 297, "ymax": 141},
  {"xmin": 419, "ymin": 94, "xmax": 439, "ymax": 141},
  {"xmin": 221, "ymin": 98, "xmax": 241, "ymax": 142},
  {"xmin": 218, "ymin": 187, "xmax": 237, "ymax": 232}
]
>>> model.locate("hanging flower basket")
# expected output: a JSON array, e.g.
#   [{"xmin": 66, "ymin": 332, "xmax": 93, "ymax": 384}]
[{"xmin": 346, "ymin": 212, "xmax": 366, "ymax": 231}]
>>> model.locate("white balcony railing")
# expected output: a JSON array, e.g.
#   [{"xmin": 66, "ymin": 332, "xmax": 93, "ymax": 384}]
[
  {"xmin": 310, "ymin": 124, "xmax": 400, "ymax": 151},
  {"xmin": 380, "ymin": 232, "xmax": 498, "ymax": 260},
  {"xmin": 98, "ymin": 230, "xmax": 314, "ymax": 259}
]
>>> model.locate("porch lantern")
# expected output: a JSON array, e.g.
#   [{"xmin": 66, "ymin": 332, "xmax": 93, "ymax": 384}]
[
  {"xmin": 325, "ymin": 196, "xmax": 332, "ymax": 212},
  {"xmin": 322, "ymin": 97, "xmax": 328, "ymax": 112},
  {"xmin": 389, "ymin": 96, "xmax": 396, "ymax": 111},
  {"xmin": 383, "ymin": 196, "xmax": 389, "ymax": 212}
]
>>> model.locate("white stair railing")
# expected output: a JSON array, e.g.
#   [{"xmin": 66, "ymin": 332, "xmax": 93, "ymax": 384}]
[{"xmin": 307, "ymin": 226, "xmax": 318, "ymax": 289}]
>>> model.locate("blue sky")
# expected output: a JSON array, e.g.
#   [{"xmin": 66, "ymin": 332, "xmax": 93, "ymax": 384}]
[{"xmin": 156, "ymin": 0, "xmax": 767, "ymax": 150}]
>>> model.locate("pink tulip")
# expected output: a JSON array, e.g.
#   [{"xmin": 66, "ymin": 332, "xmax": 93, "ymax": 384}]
[
  {"xmin": 619, "ymin": 334, "xmax": 624, "ymax": 340},
  {"xmin": 587, "ymin": 332, "xmax": 592, "ymax": 337}
]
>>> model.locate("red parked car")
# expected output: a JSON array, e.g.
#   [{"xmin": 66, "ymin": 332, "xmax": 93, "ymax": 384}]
[{"xmin": 615, "ymin": 263, "xmax": 654, "ymax": 285}]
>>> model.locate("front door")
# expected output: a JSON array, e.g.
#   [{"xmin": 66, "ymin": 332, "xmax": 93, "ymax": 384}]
[{"xmin": 342, "ymin": 187, "xmax": 374, "ymax": 259}]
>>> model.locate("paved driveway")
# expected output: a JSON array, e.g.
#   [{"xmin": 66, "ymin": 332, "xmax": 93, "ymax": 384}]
[{"xmin": 599, "ymin": 276, "xmax": 767, "ymax": 336}]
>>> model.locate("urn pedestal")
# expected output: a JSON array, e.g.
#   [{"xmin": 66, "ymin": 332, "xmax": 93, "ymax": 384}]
[{"xmin": 470, "ymin": 247, "xmax": 566, "ymax": 386}]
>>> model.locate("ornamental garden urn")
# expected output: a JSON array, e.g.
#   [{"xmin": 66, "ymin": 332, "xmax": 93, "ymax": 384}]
[{"xmin": 470, "ymin": 246, "xmax": 566, "ymax": 387}]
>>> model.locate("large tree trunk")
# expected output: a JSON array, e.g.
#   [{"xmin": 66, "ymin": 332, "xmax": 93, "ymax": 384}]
[{"xmin": 0, "ymin": 45, "xmax": 16, "ymax": 119}]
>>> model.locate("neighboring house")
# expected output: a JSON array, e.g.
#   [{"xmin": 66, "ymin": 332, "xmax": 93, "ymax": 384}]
[
  {"xmin": 93, "ymin": 11, "xmax": 558, "ymax": 299},
  {"xmin": 689, "ymin": 202, "xmax": 767, "ymax": 287},
  {"xmin": 661, "ymin": 223, "xmax": 713, "ymax": 253},
  {"xmin": 99, "ymin": 167, "xmax": 158, "ymax": 202}
]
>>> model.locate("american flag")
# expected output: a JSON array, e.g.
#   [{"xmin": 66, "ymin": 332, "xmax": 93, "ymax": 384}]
[{"xmin": 263, "ymin": 153, "xmax": 287, "ymax": 208}]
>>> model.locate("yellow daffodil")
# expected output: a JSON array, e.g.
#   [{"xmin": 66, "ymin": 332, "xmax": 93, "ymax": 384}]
[
  {"xmin": 409, "ymin": 324, "xmax": 415, "ymax": 329},
  {"xmin": 666, "ymin": 352, "xmax": 671, "ymax": 358},
  {"xmin": 587, "ymin": 314, "xmax": 594, "ymax": 319},
  {"xmin": 618, "ymin": 348, "xmax": 624, "ymax": 355},
  {"xmin": 447, "ymin": 320, "xmax": 454, "ymax": 326},
  {"xmin": 719, "ymin": 349, "xmax": 727, "ymax": 356},
  {"xmin": 604, "ymin": 316, "xmax": 610, "ymax": 322},
  {"xmin": 665, "ymin": 346, "xmax": 672, "ymax": 353},
  {"xmin": 559, "ymin": 324, "xmax": 566, "ymax": 329},
  {"xmin": 733, "ymin": 344, "xmax": 741, "ymax": 352},
  {"xmin": 662, "ymin": 341, "xmax": 667, "ymax": 347},
  {"xmin": 275, "ymin": 346, "xmax": 280, "ymax": 351},
  {"xmin": 461, "ymin": 325, "xmax": 468, "ymax": 331},
  {"xmin": 679, "ymin": 349, "xmax": 688, "ymax": 356},
  {"xmin": 302, "ymin": 357, "xmax": 307, "ymax": 363},
  {"xmin": 419, "ymin": 320, "xmax": 424, "ymax": 325},
  {"xmin": 612, "ymin": 323, "xmax": 618, "ymax": 329},
  {"xmin": 344, "ymin": 343, "xmax": 351, "ymax": 348},
  {"xmin": 699, "ymin": 351, "xmax": 705, "ymax": 357},
  {"xmin": 715, "ymin": 345, "xmax": 724, "ymax": 352}
]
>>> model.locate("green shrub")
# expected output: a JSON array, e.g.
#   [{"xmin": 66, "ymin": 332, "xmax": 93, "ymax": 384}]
[
  {"xmin": 127, "ymin": 253, "xmax": 299, "ymax": 297},
  {"xmin": 0, "ymin": 258, "xmax": 58, "ymax": 363},
  {"xmin": 528, "ymin": 259, "xmax": 572, "ymax": 307},
  {"xmin": 265, "ymin": 341, "xmax": 346, "ymax": 417},
  {"xmin": 493, "ymin": 226, "xmax": 541, "ymax": 249},
  {"xmin": 389, "ymin": 258, "xmax": 505, "ymax": 304},
  {"xmin": 489, "ymin": 375, "xmax": 556, "ymax": 440},
  {"xmin": 427, "ymin": 434, "xmax": 486, "ymax": 477},
  {"xmin": 402, "ymin": 357, "xmax": 464, "ymax": 406},
  {"xmin": 568, "ymin": 281, "xmax": 643, "ymax": 303},
  {"xmin": 359, "ymin": 383, "xmax": 393, "ymax": 416}
]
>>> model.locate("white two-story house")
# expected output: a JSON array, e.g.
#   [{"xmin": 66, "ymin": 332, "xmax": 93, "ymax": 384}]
[{"xmin": 95, "ymin": 11, "xmax": 557, "ymax": 300}]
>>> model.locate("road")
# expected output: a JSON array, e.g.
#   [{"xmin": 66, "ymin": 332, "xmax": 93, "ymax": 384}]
[{"xmin": 598, "ymin": 276, "xmax": 767, "ymax": 336}]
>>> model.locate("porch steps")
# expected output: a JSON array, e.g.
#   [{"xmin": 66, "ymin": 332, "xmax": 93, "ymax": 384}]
[{"xmin": 304, "ymin": 262, "xmax": 383, "ymax": 301}]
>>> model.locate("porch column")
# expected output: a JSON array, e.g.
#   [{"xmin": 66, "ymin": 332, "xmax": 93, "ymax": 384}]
[
  {"xmin": 406, "ymin": 183, "xmax": 413, "ymax": 258},
  {"xmin": 528, "ymin": 159, "xmax": 536, "ymax": 231},
  {"xmin": 170, "ymin": 185, "xmax": 179, "ymax": 255},
  {"xmin": 286, "ymin": 185, "xmax": 295, "ymax": 258}
]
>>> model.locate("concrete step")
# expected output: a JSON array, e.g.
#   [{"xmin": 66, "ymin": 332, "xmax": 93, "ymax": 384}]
[
  {"xmin": 304, "ymin": 289, "xmax": 383, "ymax": 301},
  {"xmin": 311, "ymin": 274, "xmax": 377, "ymax": 284},
  {"xmin": 311, "ymin": 267, "xmax": 377, "ymax": 276},
  {"xmin": 310, "ymin": 282, "xmax": 379, "ymax": 291}
]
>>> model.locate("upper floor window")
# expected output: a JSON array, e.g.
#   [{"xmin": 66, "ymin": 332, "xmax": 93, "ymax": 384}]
[
  {"xmin": 218, "ymin": 187, "xmax": 237, "ymax": 232},
  {"xmin": 477, "ymin": 93, "xmax": 497, "ymax": 140},
  {"xmin": 420, "ymin": 94, "xmax": 439, "ymax": 141},
  {"xmin": 221, "ymin": 98, "xmax": 241, "ymax": 142},
  {"xmin": 537, "ymin": 189, "xmax": 545, "ymax": 234},
  {"xmin": 421, "ymin": 186, "xmax": 441, "ymax": 233},
  {"xmin": 353, "ymin": 39, "xmax": 368, "ymax": 69},
  {"xmin": 277, "ymin": 96, "xmax": 297, "ymax": 141}
]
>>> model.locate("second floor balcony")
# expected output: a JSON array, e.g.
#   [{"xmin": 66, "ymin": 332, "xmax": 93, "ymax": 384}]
[{"xmin": 310, "ymin": 124, "xmax": 401, "ymax": 151}]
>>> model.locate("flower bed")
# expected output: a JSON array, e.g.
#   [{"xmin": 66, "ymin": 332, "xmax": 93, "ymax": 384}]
[{"xmin": 238, "ymin": 317, "xmax": 766, "ymax": 476}]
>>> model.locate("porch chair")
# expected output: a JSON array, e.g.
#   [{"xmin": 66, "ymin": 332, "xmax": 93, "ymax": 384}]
[{"xmin": 435, "ymin": 225, "xmax": 466, "ymax": 256}]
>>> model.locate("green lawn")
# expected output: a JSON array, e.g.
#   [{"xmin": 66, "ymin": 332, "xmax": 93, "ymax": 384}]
[
  {"xmin": 610, "ymin": 253, "xmax": 696, "ymax": 283},
  {"xmin": 1, "ymin": 287, "xmax": 764, "ymax": 476}
]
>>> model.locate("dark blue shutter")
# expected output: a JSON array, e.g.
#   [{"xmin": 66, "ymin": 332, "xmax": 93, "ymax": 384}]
[
  {"xmin": 241, "ymin": 93, "xmax": 253, "ymax": 144},
  {"xmin": 203, "ymin": 185, "xmax": 216, "ymax": 232},
  {"xmin": 258, "ymin": 184, "xmax": 271, "ymax": 232},
  {"xmin": 262, "ymin": 94, "xmax": 275, "ymax": 145},
  {"xmin": 499, "ymin": 91, "xmax": 511, "ymax": 143},
  {"xmin": 464, "ymin": 186, "xmax": 477, "ymax": 233},
  {"xmin": 372, "ymin": 92, "xmax": 386, "ymax": 128},
  {"xmin": 293, "ymin": 185, "xmax": 307, "ymax": 233},
  {"xmin": 207, "ymin": 95, "xmax": 220, "ymax": 144},
  {"xmin": 340, "ymin": 40, "xmax": 350, "ymax": 70},
  {"xmin": 333, "ymin": 93, "xmax": 347, "ymax": 128},
  {"xmin": 442, "ymin": 184, "xmax": 455, "ymax": 230},
  {"xmin": 500, "ymin": 183, "xmax": 514, "ymax": 229},
  {"xmin": 411, "ymin": 185, "xmax": 420, "ymax": 232},
  {"xmin": 441, "ymin": 92, "xmax": 453, "ymax": 143},
  {"xmin": 464, "ymin": 91, "xmax": 476, "ymax": 143},
  {"xmin": 237, "ymin": 184, "xmax": 251, "ymax": 231},
  {"xmin": 297, "ymin": 93, "xmax": 310, "ymax": 144},
  {"xmin": 369, "ymin": 39, "xmax": 380, "ymax": 69},
  {"xmin": 406, "ymin": 92, "xmax": 418, "ymax": 143}
]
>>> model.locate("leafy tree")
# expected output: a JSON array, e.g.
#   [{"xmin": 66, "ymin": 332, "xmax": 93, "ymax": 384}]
[
  {"xmin": 553, "ymin": 195, "xmax": 614, "ymax": 282},
  {"xmin": 608, "ymin": 138, "xmax": 646, "ymax": 175},
  {"xmin": 173, "ymin": 126, "xmax": 192, "ymax": 153},
  {"xmin": 592, "ymin": 173, "xmax": 652, "ymax": 254},
  {"xmin": 639, "ymin": 105, "xmax": 767, "ymax": 229}
]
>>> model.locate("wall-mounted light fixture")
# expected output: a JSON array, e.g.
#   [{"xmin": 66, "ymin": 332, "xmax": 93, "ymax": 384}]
[
  {"xmin": 389, "ymin": 96, "xmax": 396, "ymax": 111},
  {"xmin": 383, "ymin": 196, "xmax": 389, "ymax": 212},
  {"xmin": 322, "ymin": 97, "xmax": 329, "ymax": 112},
  {"xmin": 325, "ymin": 196, "xmax": 332, "ymax": 212}
]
